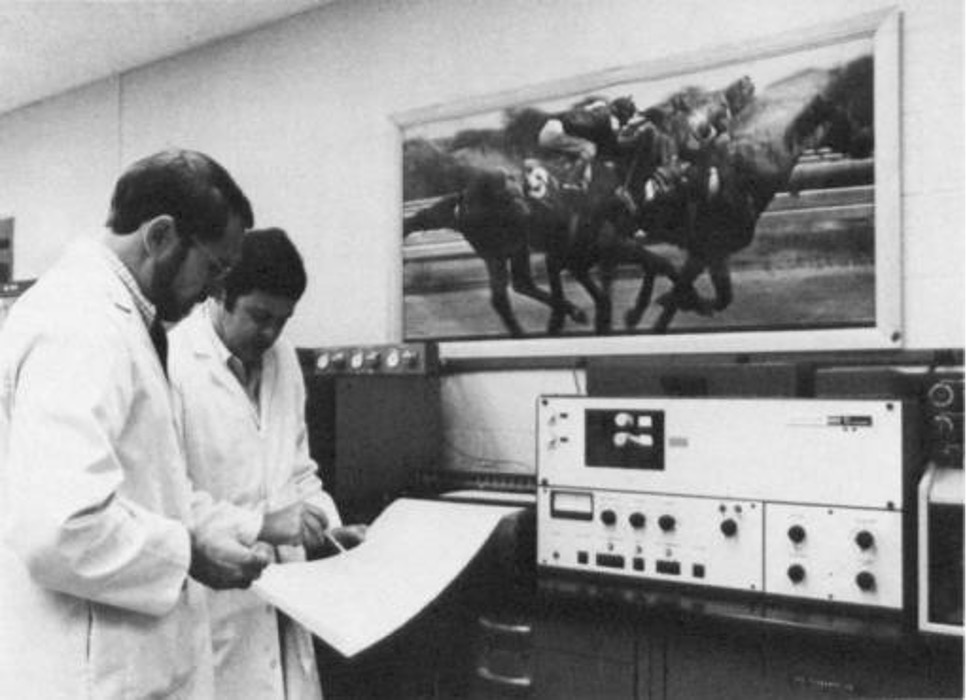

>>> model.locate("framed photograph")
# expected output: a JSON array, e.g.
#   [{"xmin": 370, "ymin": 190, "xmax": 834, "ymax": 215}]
[{"xmin": 395, "ymin": 9, "xmax": 900, "ymax": 360}]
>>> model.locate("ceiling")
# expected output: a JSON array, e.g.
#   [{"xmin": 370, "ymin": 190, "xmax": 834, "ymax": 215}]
[{"xmin": 0, "ymin": 0, "xmax": 335, "ymax": 116}]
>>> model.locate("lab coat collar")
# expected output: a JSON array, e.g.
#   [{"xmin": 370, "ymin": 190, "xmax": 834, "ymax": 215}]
[{"xmin": 180, "ymin": 303, "xmax": 265, "ymax": 416}]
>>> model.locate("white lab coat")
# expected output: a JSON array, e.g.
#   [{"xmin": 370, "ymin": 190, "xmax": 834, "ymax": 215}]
[
  {"xmin": 0, "ymin": 239, "xmax": 214, "ymax": 699},
  {"xmin": 168, "ymin": 304, "xmax": 341, "ymax": 700}
]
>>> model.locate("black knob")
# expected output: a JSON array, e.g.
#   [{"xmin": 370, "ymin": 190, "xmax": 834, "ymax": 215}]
[
  {"xmin": 720, "ymin": 518, "xmax": 738, "ymax": 537},
  {"xmin": 854, "ymin": 530, "xmax": 875, "ymax": 551},
  {"xmin": 601, "ymin": 509, "xmax": 617, "ymax": 526},
  {"xmin": 658, "ymin": 515, "xmax": 676, "ymax": 532},
  {"xmin": 629, "ymin": 512, "xmax": 646, "ymax": 529},
  {"xmin": 788, "ymin": 525, "xmax": 806, "ymax": 544},
  {"xmin": 787, "ymin": 564, "xmax": 806, "ymax": 584},
  {"xmin": 856, "ymin": 571, "xmax": 876, "ymax": 591}
]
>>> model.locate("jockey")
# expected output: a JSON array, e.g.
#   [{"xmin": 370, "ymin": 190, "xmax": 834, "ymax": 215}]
[
  {"xmin": 633, "ymin": 75, "xmax": 755, "ymax": 208},
  {"xmin": 538, "ymin": 95, "xmax": 637, "ymax": 191}
]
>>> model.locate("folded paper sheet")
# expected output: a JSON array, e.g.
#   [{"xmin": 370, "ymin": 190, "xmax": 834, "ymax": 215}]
[{"xmin": 252, "ymin": 497, "xmax": 522, "ymax": 658}]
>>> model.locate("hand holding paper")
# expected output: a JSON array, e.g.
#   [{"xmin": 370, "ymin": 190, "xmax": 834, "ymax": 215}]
[{"xmin": 252, "ymin": 498, "xmax": 520, "ymax": 657}]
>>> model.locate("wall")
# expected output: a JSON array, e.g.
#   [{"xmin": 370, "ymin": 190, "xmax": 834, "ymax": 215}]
[{"xmin": 0, "ymin": 0, "xmax": 962, "ymax": 471}]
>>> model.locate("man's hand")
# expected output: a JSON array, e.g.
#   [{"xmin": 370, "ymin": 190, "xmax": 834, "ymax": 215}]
[
  {"xmin": 299, "ymin": 502, "xmax": 331, "ymax": 555},
  {"xmin": 307, "ymin": 523, "xmax": 368, "ymax": 560},
  {"xmin": 189, "ymin": 528, "xmax": 271, "ymax": 590},
  {"xmin": 331, "ymin": 524, "xmax": 367, "ymax": 550},
  {"xmin": 259, "ymin": 501, "xmax": 304, "ymax": 545}
]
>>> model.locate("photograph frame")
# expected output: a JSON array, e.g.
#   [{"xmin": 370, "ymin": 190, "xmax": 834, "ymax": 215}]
[{"xmin": 394, "ymin": 8, "xmax": 902, "ymax": 361}]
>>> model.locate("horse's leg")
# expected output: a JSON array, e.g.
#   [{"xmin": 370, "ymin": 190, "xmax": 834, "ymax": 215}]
[
  {"xmin": 544, "ymin": 252, "xmax": 570, "ymax": 335},
  {"xmin": 708, "ymin": 257, "xmax": 733, "ymax": 311},
  {"xmin": 595, "ymin": 260, "xmax": 616, "ymax": 335},
  {"xmin": 618, "ymin": 239, "xmax": 680, "ymax": 329},
  {"xmin": 653, "ymin": 255, "xmax": 705, "ymax": 333},
  {"xmin": 567, "ymin": 261, "xmax": 609, "ymax": 335},
  {"xmin": 483, "ymin": 257, "xmax": 524, "ymax": 337},
  {"xmin": 508, "ymin": 247, "xmax": 586, "ymax": 325}
]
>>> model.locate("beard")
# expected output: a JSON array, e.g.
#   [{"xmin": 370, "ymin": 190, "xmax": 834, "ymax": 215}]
[{"xmin": 151, "ymin": 242, "xmax": 193, "ymax": 323}]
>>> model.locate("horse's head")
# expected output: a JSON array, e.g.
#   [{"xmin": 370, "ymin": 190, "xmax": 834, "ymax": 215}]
[
  {"xmin": 781, "ymin": 55, "xmax": 873, "ymax": 159},
  {"xmin": 664, "ymin": 86, "xmax": 737, "ymax": 153},
  {"xmin": 723, "ymin": 76, "xmax": 755, "ymax": 120}
]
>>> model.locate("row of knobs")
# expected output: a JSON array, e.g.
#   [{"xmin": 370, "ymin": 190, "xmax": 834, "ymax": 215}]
[
  {"xmin": 787, "ymin": 525, "xmax": 875, "ymax": 551},
  {"xmin": 786, "ymin": 564, "xmax": 877, "ymax": 591},
  {"xmin": 599, "ymin": 509, "xmax": 739, "ymax": 537},
  {"xmin": 315, "ymin": 347, "xmax": 419, "ymax": 372}
]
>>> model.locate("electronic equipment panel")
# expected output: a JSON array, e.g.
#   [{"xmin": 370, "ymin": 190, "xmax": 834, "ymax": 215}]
[
  {"xmin": 918, "ymin": 464, "xmax": 964, "ymax": 635},
  {"xmin": 536, "ymin": 396, "xmax": 918, "ymax": 610},
  {"xmin": 300, "ymin": 343, "xmax": 440, "ymax": 523}
]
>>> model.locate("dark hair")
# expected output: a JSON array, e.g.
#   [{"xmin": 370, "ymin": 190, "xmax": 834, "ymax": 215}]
[
  {"xmin": 610, "ymin": 96, "xmax": 637, "ymax": 125},
  {"xmin": 106, "ymin": 149, "xmax": 254, "ymax": 243},
  {"xmin": 222, "ymin": 227, "xmax": 307, "ymax": 308}
]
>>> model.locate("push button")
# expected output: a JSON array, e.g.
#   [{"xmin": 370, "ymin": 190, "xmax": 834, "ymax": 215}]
[
  {"xmin": 656, "ymin": 560, "xmax": 681, "ymax": 575},
  {"xmin": 595, "ymin": 553, "xmax": 625, "ymax": 569}
]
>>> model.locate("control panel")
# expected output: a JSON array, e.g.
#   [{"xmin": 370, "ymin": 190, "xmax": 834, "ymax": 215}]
[
  {"xmin": 303, "ymin": 342, "xmax": 437, "ymax": 375},
  {"xmin": 536, "ymin": 396, "xmax": 917, "ymax": 610}
]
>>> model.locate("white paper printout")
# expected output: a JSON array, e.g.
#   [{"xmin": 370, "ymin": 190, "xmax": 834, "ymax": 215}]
[{"xmin": 252, "ymin": 497, "xmax": 521, "ymax": 657}]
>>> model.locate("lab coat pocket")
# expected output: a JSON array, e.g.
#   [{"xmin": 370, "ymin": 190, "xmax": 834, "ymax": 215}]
[{"xmin": 88, "ymin": 591, "xmax": 206, "ymax": 700}]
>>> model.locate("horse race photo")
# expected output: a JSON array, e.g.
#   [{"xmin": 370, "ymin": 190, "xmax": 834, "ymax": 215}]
[{"xmin": 401, "ymin": 32, "xmax": 887, "ymax": 346}]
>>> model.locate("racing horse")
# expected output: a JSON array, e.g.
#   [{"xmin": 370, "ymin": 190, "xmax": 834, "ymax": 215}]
[
  {"xmin": 519, "ymin": 154, "xmax": 678, "ymax": 334},
  {"xmin": 616, "ymin": 57, "xmax": 872, "ymax": 332},
  {"xmin": 501, "ymin": 103, "xmax": 687, "ymax": 335},
  {"xmin": 403, "ymin": 163, "xmax": 587, "ymax": 337}
]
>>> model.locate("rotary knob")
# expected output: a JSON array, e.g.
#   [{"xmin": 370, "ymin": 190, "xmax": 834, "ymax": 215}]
[
  {"xmin": 349, "ymin": 350, "xmax": 365, "ymax": 371},
  {"xmin": 928, "ymin": 381, "xmax": 956, "ymax": 408},
  {"xmin": 601, "ymin": 509, "xmax": 617, "ymax": 526},
  {"xmin": 329, "ymin": 351, "xmax": 347, "ymax": 370},
  {"xmin": 720, "ymin": 518, "xmax": 738, "ymax": 538},
  {"xmin": 658, "ymin": 514, "xmax": 676, "ymax": 532},
  {"xmin": 363, "ymin": 350, "xmax": 382, "ymax": 370},
  {"xmin": 932, "ymin": 414, "xmax": 956, "ymax": 439},
  {"xmin": 854, "ymin": 530, "xmax": 875, "ymax": 551},
  {"xmin": 856, "ymin": 571, "xmax": 876, "ymax": 591},
  {"xmin": 787, "ymin": 564, "xmax": 806, "ymax": 584},
  {"xmin": 385, "ymin": 348, "xmax": 402, "ymax": 369},
  {"xmin": 400, "ymin": 349, "xmax": 421, "ymax": 368},
  {"xmin": 788, "ymin": 525, "xmax": 806, "ymax": 544},
  {"xmin": 629, "ymin": 512, "xmax": 646, "ymax": 530}
]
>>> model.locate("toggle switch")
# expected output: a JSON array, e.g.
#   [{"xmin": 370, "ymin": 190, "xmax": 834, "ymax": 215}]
[
  {"xmin": 613, "ymin": 432, "xmax": 653, "ymax": 448},
  {"xmin": 614, "ymin": 412, "xmax": 634, "ymax": 428}
]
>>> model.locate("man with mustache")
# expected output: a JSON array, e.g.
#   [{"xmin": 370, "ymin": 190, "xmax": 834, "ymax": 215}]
[{"xmin": 0, "ymin": 149, "xmax": 270, "ymax": 699}]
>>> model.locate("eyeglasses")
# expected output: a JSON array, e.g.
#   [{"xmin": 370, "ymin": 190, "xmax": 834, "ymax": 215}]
[{"xmin": 189, "ymin": 237, "xmax": 234, "ymax": 281}]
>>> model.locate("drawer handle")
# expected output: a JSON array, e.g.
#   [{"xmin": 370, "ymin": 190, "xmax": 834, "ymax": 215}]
[
  {"xmin": 478, "ymin": 615, "xmax": 532, "ymax": 636},
  {"xmin": 476, "ymin": 664, "xmax": 533, "ymax": 690},
  {"xmin": 791, "ymin": 674, "xmax": 857, "ymax": 695}
]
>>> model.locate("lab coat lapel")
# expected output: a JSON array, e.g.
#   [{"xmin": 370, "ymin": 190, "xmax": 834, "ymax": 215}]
[{"xmin": 184, "ymin": 309, "xmax": 262, "ymax": 429}]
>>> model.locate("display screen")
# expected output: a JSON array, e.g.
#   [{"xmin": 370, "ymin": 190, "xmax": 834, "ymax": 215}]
[{"xmin": 584, "ymin": 409, "xmax": 665, "ymax": 470}]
